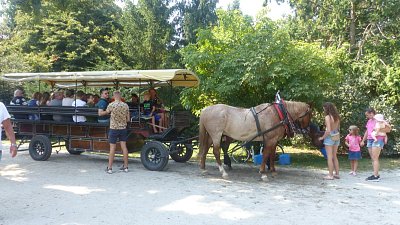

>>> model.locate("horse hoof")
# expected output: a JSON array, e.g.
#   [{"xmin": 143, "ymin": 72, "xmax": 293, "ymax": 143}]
[
  {"xmin": 200, "ymin": 170, "xmax": 208, "ymax": 176},
  {"xmin": 222, "ymin": 173, "xmax": 229, "ymax": 179},
  {"xmin": 261, "ymin": 174, "xmax": 269, "ymax": 182},
  {"xmin": 271, "ymin": 172, "xmax": 278, "ymax": 177}
]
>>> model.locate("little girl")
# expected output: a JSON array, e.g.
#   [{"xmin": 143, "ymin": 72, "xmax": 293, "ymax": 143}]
[{"xmin": 345, "ymin": 125, "xmax": 362, "ymax": 175}]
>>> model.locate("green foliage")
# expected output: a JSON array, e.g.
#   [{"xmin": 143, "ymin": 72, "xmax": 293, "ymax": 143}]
[{"xmin": 181, "ymin": 10, "xmax": 342, "ymax": 114}]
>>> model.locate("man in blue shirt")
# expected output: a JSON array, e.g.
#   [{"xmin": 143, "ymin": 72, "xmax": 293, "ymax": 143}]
[{"xmin": 96, "ymin": 88, "xmax": 110, "ymax": 123}]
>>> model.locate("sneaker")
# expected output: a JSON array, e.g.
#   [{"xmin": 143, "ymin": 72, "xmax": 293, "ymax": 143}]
[
  {"xmin": 105, "ymin": 167, "xmax": 113, "ymax": 174},
  {"xmin": 119, "ymin": 166, "xmax": 128, "ymax": 173},
  {"xmin": 366, "ymin": 175, "xmax": 380, "ymax": 182},
  {"xmin": 352, "ymin": 172, "xmax": 357, "ymax": 176},
  {"xmin": 349, "ymin": 171, "xmax": 354, "ymax": 175}
]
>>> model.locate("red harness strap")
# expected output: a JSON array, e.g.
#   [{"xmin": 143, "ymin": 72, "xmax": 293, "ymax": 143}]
[{"xmin": 273, "ymin": 99, "xmax": 294, "ymax": 137}]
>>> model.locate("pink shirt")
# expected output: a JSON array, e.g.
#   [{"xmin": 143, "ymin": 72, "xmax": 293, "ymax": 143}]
[
  {"xmin": 345, "ymin": 134, "xmax": 362, "ymax": 152},
  {"xmin": 365, "ymin": 119, "xmax": 376, "ymax": 140}
]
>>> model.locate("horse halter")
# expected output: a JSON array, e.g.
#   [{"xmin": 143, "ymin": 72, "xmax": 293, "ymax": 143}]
[{"xmin": 291, "ymin": 106, "xmax": 312, "ymax": 135}]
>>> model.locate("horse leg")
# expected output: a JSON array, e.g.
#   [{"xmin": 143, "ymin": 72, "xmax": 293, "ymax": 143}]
[
  {"xmin": 270, "ymin": 144, "xmax": 278, "ymax": 177},
  {"xmin": 199, "ymin": 135, "xmax": 212, "ymax": 175},
  {"xmin": 212, "ymin": 140, "xmax": 229, "ymax": 179},
  {"xmin": 259, "ymin": 145, "xmax": 269, "ymax": 181},
  {"xmin": 221, "ymin": 136, "xmax": 232, "ymax": 170}
]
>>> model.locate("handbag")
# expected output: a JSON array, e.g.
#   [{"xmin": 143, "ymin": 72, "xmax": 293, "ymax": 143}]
[{"xmin": 330, "ymin": 132, "xmax": 340, "ymax": 141}]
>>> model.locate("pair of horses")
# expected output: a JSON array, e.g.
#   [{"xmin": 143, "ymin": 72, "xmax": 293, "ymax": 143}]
[{"xmin": 198, "ymin": 101, "xmax": 322, "ymax": 181}]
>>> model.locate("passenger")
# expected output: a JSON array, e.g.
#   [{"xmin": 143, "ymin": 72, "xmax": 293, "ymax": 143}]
[
  {"xmin": 40, "ymin": 91, "xmax": 52, "ymax": 120},
  {"xmin": 96, "ymin": 88, "xmax": 110, "ymax": 123},
  {"xmin": 40, "ymin": 92, "xmax": 51, "ymax": 106},
  {"xmin": 93, "ymin": 94, "xmax": 100, "ymax": 105},
  {"xmin": 48, "ymin": 91, "xmax": 64, "ymax": 121},
  {"xmin": 62, "ymin": 89, "xmax": 74, "ymax": 107},
  {"xmin": 28, "ymin": 92, "xmax": 41, "ymax": 120},
  {"xmin": 10, "ymin": 89, "xmax": 28, "ymax": 119},
  {"xmin": 104, "ymin": 91, "xmax": 130, "ymax": 174},
  {"xmin": 85, "ymin": 93, "xmax": 97, "ymax": 123},
  {"xmin": 72, "ymin": 91, "xmax": 86, "ymax": 123},
  {"xmin": 10, "ymin": 89, "xmax": 27, "ymax": 106},
  {"xmin": 142, "ymin": 92, "xmax": 160, "ymax": 133},
  {"xmin": 127, "ymin": 93, "xmax": 140, "ymax": 120},
  {"xmin": 149, "ymin": 88, "xmax": 165, "ymax": 130}
]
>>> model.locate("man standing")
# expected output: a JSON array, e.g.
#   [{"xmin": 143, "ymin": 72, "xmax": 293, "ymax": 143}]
[
  {"xmin": 105, "ymin": 91, "xmax": 130, "ymax": 174},
  {"xmin": 96, "ymin": 88, "xmax": 110, "ymax": 123},
  {"xmin": 0, "ymin": 102, "xmax": 17, "ymax": 161}
]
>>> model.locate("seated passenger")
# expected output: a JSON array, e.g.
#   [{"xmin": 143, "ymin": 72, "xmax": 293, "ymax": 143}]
[
  {"xmin": 85, "ymin": 93, "xmax": 97, "ymax": 123},
  {"xmin": 96, "ymin": 88, "xmax": 110, "ymax": 123},
  {"xmin": 127, "ymin": 93, "xmax": 140, "ymax": 120},
  {"xmin": 10, "ymin": 89, "xmax": 28, "ymax": 119},
  {"xmin": 61, "ymin": 89, "xmax": 74, "ymax": 122},
  {"xmin": 48, "ymin": 91, "xmax": 64, "ymax": 121},
  {"xmin": 142, "ymin": 93, "xmax": 160, "ymax": 133},
  {"xmin": 72, "ymin": 90, "xmax": 87, "ymax": 123},
  {"xmin": 149, "ymin": 88, "xmax": 165, "ymax": 130},
  {"xmin": 40, "ymin": 91, "xmax": 52, "ymax": 120},
  {"xmin": 28, "ymin": 92, "xmax": 41, "ymax": 120}
]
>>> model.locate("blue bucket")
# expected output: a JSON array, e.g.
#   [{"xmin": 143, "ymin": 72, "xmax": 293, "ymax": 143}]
[
  {"xmin": 278, "ymin": 153, "xmax": 291, "ymax": 165},
  {"xmin": 253, "ymin": 154, "xmax": 263, "ymax": 165},
  {"xmin": 320, "ymin": 147, "xmax": 327, "ymax": 159}
]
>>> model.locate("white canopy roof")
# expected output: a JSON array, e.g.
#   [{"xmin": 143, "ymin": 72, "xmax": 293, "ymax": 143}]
[{"xmin": 2, "ymin": 69, "xmax": 199, "ymax": 87}]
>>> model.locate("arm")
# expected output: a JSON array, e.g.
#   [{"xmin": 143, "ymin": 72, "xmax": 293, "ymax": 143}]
[
  {"xmin": 345, "ymin": 137, "xmax": 350, "ymax": 147},
  {"xmin": 98, "ymin": 109, "xmax": 109, "ymax": 116},
  {"xmin": 319, "ymin": 116, "xmax": 331, "ymax": 140},
  {"xmin": 2, "ymin": 118, "xmax": 17, "ymax": 157},
  {"xmin": 360, "ymin": 130, "xmax": 368, "ymax": 147},
  {"xmin": 150, "ymin": 106, "xmax": 156, "ymax": 116},
  {"xmin": 126, "ymin": 108, "xmax": 130, "ymax": 123}
]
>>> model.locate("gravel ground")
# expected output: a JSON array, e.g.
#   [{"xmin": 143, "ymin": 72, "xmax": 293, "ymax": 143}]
[{"xmin": 1, "ymin": 146, "xmax": 400, "ymax": 225}]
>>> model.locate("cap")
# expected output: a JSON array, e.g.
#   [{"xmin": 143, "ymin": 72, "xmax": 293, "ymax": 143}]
[{"xmin": 374, "ymin": 114, "xmax": 386, "ymax": 122}]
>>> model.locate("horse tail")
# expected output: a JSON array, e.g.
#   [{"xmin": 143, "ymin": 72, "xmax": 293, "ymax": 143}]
[{"xmin": 198, "ymin": 114, "xmax": 208, "ymax": 158}]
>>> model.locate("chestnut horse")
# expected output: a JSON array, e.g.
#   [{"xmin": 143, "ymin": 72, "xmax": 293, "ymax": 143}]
[{"xmin": 198, "ymin": 101, "xmax": 315, "ymax": 180}]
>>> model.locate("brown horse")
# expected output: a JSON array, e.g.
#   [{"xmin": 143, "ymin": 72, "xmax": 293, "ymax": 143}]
[{"xmin": 198, "ymin": 101, "xmax": 316, "ymax": 180}]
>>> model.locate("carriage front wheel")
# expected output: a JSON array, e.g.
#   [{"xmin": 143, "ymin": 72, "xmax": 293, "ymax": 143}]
[
  {"xmin": 170, "ymin": 142, "xmax": 193, "ymax": 163},
  {"xmin": 29, "ymin": 135, "xmax": 52, "ymax": 161},
  {"xmin": 140, "ymin": 141, "xmax": 169, "ymax": 171}
]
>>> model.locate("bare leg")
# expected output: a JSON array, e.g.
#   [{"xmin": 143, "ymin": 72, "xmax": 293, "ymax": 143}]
[
  {"xmin": 108, "ymin": 143, "xmax": 116, "ymax": 169},
  {"xmin": 350, "ymin": 160, "xmax": 354, "ymax": 172},
  {"xmin": 325, "ymin": 145, "xmax": 334, "ymax": 178},
  {"xmin": 332, "ymin": 145, "xmax": 340, "ymax": 177},
  {"xmin": 371, "ymin": 147, "xmax": 381, "ymax": 176},
  {"xmin": 354, "ymin": 160, "xmax": 358, "ymax": 173},
  {"xmin": 120, "ymin": 141, "xmax": 129, "ymax": 168},
  {"xmin": 151, "ymin": 116, "xmax": 157, "ymax": 133}
]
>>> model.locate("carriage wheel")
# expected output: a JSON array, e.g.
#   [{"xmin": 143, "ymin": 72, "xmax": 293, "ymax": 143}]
[
  {"xmin": 29, "ymin": 135, "xmax": 52, "ymax": 161},
  {"xmin": 140, "ymin": 141, "xmax": 169, "ymax": 171},
  {"xmin": 170, "ymin": 142, "xmax": 193, "ymax": 163},
  {"xmin": 231, "ymin": 144, "xmax": 251, "ymax": 163}
]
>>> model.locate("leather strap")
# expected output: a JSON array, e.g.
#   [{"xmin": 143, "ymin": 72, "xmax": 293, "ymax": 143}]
[{"xmin": 250, "ymin": 107, "xmax": 265, "ymax": 143}]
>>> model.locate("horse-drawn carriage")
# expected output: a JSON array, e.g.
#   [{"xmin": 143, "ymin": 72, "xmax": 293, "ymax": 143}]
[{"xmin": 2, "ymin": 69, "xmax": 199, "ymax": 171}]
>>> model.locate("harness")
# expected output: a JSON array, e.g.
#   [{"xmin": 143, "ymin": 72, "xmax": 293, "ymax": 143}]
[{"xmin": 249, "ymin": 92, "xmax": 311, "ymax": 143}]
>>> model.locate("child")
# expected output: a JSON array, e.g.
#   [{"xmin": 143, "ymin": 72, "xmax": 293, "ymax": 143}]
[
  {"xmin": 371, "ymin": 114, "xmax": 389, "ymax": 144},
  {"xmin": 142, "ymin": 93, "xmax": 161, "ymax": 133},
  {"xmin": 345, "ymin": 125, "xmax": 362, "ymax": 176}
]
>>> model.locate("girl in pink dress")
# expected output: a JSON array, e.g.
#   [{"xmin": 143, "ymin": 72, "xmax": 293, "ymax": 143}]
[{"xmin": 345, "ymin": 125, "xmax": 362, "ymax": 176}]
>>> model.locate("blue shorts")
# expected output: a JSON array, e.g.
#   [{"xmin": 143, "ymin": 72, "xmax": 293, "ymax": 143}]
[
  {"xmin": 366, "ymin": 139, "xmax": 374, "ymax": 148},
  {"xmin": 371, "ymin": 139, "xmax": 384, "ymax": 148},
  {"xmin": 108, "ymin": 129, "xmax": 128, "ymax": 144},
  {"xmin": 323, "ymin": 135, "xmax": 340, "ymax": 146},
  {"xmin": 348, "ymin": 151, "xmax": 361, "ymax": 160},
  {"xmin": 143, "ymin": 113, "xmax": 160, "ymax": 122}
]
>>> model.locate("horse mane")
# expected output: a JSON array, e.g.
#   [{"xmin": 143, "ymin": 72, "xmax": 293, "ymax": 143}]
[{"xmin": 285, "ymin": 101, "xmax": 309, "ymax": 118}]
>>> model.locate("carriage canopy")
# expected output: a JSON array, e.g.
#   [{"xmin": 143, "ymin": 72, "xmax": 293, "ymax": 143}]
[{"xmin": 2, "ymin": 69, "xmax": 199, "ymax": 88}]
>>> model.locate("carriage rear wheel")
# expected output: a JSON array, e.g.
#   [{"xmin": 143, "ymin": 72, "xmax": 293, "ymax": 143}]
[
  {"xmin": 140, "ymin": 141, "xmax": 169, "ymax": 171},
  {"xmin": 169, "ymin": 142, "xmax": 193, "ymax": 163},
  {"xmin": 29, "ymin": 135, "xmax": 52, "ymax": 161}
]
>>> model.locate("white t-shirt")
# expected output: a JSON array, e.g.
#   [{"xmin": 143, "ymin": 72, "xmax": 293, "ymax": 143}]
[
  {"xmin": 72, "ymin": 99, "xmax": 87, "ymax": 122},
  {"xmin": 0, "ymin": 102, "xmax": 11, "ymax": 151},
  {"xmin": 62, "ymin": 97, "xmax": 74, "ymax": 107}
]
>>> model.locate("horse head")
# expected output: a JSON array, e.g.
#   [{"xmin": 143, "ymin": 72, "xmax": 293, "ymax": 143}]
[{"xmin": 308, "ymin": 122, "xmax": 324, "ymax": 149}]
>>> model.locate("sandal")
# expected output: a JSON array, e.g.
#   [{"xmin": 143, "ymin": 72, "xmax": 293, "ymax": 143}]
[
  {"xmin": 323, "ymin": 176, "xmax": 334, "ymax": 180},
  {"xmin": 333, "ymin": 175, "xmax": 340, "ymax": 179}
]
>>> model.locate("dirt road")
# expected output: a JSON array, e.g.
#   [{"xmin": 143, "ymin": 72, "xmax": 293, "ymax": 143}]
[{"xmin": 1, "ymin": 147, "xmax": 399, "ymax": 225}]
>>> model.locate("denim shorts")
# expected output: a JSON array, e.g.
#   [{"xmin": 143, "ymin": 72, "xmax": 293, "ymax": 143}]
[
  {"xmin": 366, "ymin": 139, "xmax": 374, "ymax": 148},
  {"xmin": 371, "ymin": 139, "xmax": 384, "ymax": 148},
  {"xmin": 108, "ymin": 129, "xmax": 128, "ymax": 144},
  {"xmin": 348, "ymin": 151, "xmax": 361, "ymax": 160},
  {"xmin": 323, "ymin": 135, "xmax": 340, "ymax": 146}
]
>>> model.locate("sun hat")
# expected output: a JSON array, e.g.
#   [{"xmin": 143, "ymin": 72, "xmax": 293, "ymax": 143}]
[
  {"xmin": 374, "ymin": 114, "xmax": 386, "ymax": 122},
  {"xmin": 348, "ymin": 125, "xmax": 359, "ymax": 131}
]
